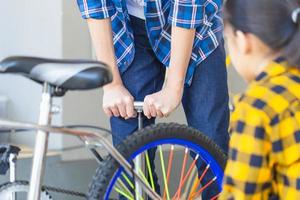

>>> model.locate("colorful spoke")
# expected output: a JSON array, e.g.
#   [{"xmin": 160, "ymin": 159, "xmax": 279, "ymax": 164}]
[
  {"xmin": 172, "ymin": 154, "xmax": 199, "ymax": 198},
  {"xmin": 121, "ymin": 172, "xmax": 134, "ymax": 189},
  {"xmin": 137, "ymin": 167, "xmax": 150, "ymax": 187},
  {"xmin": 173, "ymin": 148, "xmax": 189, "ymax": 199},
  {"xmin": 115, "ymin": 187, "xmax": 134, "ymax": 200},
  {"xmin": 117, "ymin": 179, "xmax": 134, "ymax": 198},
  {"xmin": 159, "ymin": 145, "xmax": 170, "ymax": 200},
  {"xmin": 210, "ymin": 193, "xmax": 220, "ymax": 200},
  {"xmin": 163, "ymin": 145, "xmax": 175, "ymax": 200},
  {"xmin": 188, "ymin": 164, "xmax": 210, "ymax": 200},
  {"xmin": 145, "ymin": 151, "xmax": 155, "ymax": 191},
  {"xmin": 118, "ymin": 175, "xmax": 145, "ymax": 200},
  {"xmin": 191, "ymin": 177, "xmax": 217, "ymax": 199},
  {"xmin": 121, "ymin": 170, "xmax": 146, "ymax": 200}
]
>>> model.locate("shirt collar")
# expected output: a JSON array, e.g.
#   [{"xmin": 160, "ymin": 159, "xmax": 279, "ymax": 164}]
[
  {"xmin": 254, "ymin": 58, "xmax": 289, "ymax": 83},
  {"xmin": 233, "ymin": 58, "xmax": 291, "ymax": 106}
]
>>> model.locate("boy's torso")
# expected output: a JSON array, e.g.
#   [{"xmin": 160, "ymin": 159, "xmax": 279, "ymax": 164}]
[{"xmin": 77, "ymin": 0, "xmax": 224, "ymax": 85}]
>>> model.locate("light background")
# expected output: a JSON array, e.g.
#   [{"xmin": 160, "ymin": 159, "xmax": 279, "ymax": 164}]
[{"xmin": 0, "ymin": 0, "xmax": 247, "ymax": 161}]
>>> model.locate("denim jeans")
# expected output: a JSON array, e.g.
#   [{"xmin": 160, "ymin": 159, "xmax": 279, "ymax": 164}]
[{"xmin": 110, "ymin": 15, "xmax": 229, "ymax": 199}]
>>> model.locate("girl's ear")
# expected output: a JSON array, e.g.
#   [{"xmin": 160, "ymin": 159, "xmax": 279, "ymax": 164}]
[{"xmin": 235, "ymin": 30, "xmax": 252, "ymax": 55}]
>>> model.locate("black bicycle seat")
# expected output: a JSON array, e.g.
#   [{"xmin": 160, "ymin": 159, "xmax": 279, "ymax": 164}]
[{"xmin": 0, "ymin": 56, "xmax": 112, "ymax": 90}]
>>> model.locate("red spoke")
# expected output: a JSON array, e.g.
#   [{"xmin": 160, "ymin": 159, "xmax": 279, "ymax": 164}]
[
  {"xmin": 172, "ymin": 148, "xmax": 188, "ymax": 199},
  {"xmin": 188, "ymin": 164, "xmax": 210, "ymax": 200},
  {"xmin": 163, "ymin": 145, "xmax": 175, "ymax": 200},
  {"xmin": 210, "ymin": 193, "xmax": 220, "ymax": 200},
  {"xmin": 191, "ymin": 177, "xmax": 217, "ymax": 199},
  {"xmin": 172, "ymin": 154, "xmax": 199, "ymax": 198}
]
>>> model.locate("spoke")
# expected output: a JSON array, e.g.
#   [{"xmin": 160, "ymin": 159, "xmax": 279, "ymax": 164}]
[
  {"xmin": 121, "ymin": 172, "xmax": 134, "ymax": 189},
  {"xmin": 210, "ymin": 193, "xmax": 220, "ymax": 200},
  {"xmin": 188, "ymin": 164, "xmax": 210, "ymax": 200},
  {"xmin": 117, "ymin": 179, "xmax": 133, "ymax": 196},
  {"xmin": 188, "ymin": 175, "xmax": 201, "ymax": 200},
  {"xmin": 172, "ymin": 154, "xmax": 199, "ymax": 198},
  {"xmin": 191, "ymin": 176, "xmax": 217, "ymax": 199},
  {"xmin": 145, "ymin": 151, "xmax": 155, "ymax": 191},
  {"xmin": 173, "ymin": 148, "xmax": 188, "ymax": 199},
  {"xmin": 115, "ymin": 187, "xmax": 134, "ymax": 200},
  {"xmin": 120, "ymin": 172, "xmax": 145, "ymax": 200},
  {"xmin": 159, "ymin": 145, "xmax": 170, "ymax": 200},
  {"xmin": 163, "ymin": 145, "xmax": 175, "ymax": 200},
  {"xmin": 137, "ymin": 167, "xmax": 151, "ymax": 187}
]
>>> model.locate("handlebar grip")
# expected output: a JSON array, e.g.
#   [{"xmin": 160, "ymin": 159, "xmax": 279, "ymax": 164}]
[{"xmin": 133, "ymin": 101, "xmax": 143, "ymax": 111}]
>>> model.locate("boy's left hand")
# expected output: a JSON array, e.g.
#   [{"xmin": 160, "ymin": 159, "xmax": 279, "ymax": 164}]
[{"xmin": 143, "ymin": 85, "xmax": 183, "ymax": 118}]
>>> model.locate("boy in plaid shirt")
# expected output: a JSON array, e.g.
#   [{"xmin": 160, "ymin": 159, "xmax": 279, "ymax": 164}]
[
  {"xmin": 220, "ymin": 0, "xmax": 300, "ymax": 199},
  {"xmin": 76, "ymin": 0, "xmax": 229, "ymax": 198}
]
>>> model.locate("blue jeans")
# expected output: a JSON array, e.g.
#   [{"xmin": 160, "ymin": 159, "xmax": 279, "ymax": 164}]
[{"xmin": 110, "ymin": 15, "xmax": 229, "ymax": 199}]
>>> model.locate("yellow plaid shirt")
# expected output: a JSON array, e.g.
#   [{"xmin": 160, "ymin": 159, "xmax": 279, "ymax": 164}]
[{"xmin": 220, "ymin": 61, "xmax": 300, "ymax": 200}]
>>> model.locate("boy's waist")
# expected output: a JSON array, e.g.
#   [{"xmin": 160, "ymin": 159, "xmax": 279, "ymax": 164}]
[{"xmin": 129, "ymin": 15, "xmax": 153, "ymax": 50}]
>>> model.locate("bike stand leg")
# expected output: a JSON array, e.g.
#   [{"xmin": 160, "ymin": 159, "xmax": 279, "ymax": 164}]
[{"xmin": 135, "ymin": 110, "xmax": 144, "ymax": 200}]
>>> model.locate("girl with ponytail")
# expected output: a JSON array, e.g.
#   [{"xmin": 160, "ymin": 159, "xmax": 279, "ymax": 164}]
[{"xmin": 219, "ymin": 0, "xmax": 300, "ymax": 199}]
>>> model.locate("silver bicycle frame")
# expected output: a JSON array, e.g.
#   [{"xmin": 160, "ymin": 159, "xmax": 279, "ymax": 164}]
[
  {"xmin": 0, "ymin": 94, "xmax": 161, "ymax": 200},
  {"xmin": 28, "ymin": 83, "xmax": 52, "ymax": 200}
]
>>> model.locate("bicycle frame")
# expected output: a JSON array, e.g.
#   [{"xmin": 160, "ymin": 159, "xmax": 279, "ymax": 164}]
[{"xmin": 0, "ymin": 82, "xmax": 161, "ymax": 200}]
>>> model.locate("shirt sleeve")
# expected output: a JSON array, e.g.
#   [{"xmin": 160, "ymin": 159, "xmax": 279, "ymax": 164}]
[
  {"xmin": 168, "ymin": 0, "xmax": 220, "ymax": 29},
  {"xmin": 76, "ymin": 0, "xmax": 115, "ymax": 19},
  {"xmin": 219, "ymin": 101, "xmax": 272, "ymax": 200}
]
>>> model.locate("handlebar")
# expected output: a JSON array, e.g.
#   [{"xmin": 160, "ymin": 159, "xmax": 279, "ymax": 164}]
[{"xmin": 133, "ymin": 101, "xmax": 143, "ymax": 112}]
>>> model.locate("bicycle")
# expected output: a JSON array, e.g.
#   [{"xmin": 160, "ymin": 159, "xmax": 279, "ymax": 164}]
[{"xmin": 0, "ymin": 56, "xmax": 227, "ymax": 200}]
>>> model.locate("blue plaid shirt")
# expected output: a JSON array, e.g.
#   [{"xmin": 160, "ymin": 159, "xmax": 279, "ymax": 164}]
[{"xmin": 77, "ymin": 0, "xmax": 224, "ymax": 85}]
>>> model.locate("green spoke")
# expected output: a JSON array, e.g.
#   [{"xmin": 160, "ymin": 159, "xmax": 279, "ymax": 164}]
[
  {"xmin": 120, "ymin": 172, "xmax": 145, "ymax": 200},
  {"xmin": 145, "ymin": 151, "xmax": 155, "ymax": 191},
  {"xmin": 117, "ymin": 179, "xmax": 134, "ymax": 198},
  {"xmin": 115, "ymin": 187, "xmax": 134, "ymax": 200},
  {"xmin": 137, "ymin": 167, "xmax": 151, "ymax": 187},
  {"xmin": 159, "ymin": 145, "xmax": 170, "ymax": 200},
  {"xmin": 121, "ymin": 173, "xmax": 134, "ymax": 189}
]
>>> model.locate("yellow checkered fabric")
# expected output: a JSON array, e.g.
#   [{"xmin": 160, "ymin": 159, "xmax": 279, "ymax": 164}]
[{"xmin": 219, "ymin": 61, "xmax": 300, "ymax": 200}]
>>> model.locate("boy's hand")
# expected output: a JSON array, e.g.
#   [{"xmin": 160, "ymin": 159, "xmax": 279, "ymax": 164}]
[
  {"xmin": 143, "ymin": 85, "xmax": 183, "ymax": 118},
  {"xmin": 103, "ymin": 83, "xmax": 136, "ymax": 119}
]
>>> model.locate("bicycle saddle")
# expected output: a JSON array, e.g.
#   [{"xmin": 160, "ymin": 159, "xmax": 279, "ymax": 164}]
[{"xmin": 0, "ymin": 56, "xmax": 112, "ymax": 90}]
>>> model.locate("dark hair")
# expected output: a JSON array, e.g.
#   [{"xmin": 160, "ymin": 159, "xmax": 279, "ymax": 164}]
[{"xmin": 224, "ymin": 0, "xmax": 300, "ymax": 67}]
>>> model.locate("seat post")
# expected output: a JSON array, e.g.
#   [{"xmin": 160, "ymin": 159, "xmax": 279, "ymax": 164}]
[{"xmin": 27, "ymin": 82, "xmax": 53, "ymax": 200}]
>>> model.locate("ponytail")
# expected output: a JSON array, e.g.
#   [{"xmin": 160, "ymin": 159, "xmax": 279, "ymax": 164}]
[{"xmin": 224, "ymin": 0, "xmax": 300, "ymax": 67}]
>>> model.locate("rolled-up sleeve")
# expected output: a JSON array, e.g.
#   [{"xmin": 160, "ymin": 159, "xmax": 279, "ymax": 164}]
[
  {"xmin": 76, "ymin": 0, "xmax": 115, "ymax": 19},
  {"xmin": 168, "ymin": 0, "xmax": 220, "ymax": 29}
]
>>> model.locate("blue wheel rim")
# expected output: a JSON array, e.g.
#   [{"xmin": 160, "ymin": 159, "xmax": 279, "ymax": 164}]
[{"xmin": 104, "ymin": 138, "xmax": 224, "ymax": 200}]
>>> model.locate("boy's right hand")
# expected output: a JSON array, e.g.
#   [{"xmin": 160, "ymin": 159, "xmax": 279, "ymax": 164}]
[{"xmin": 102, "ymin": 83, "xmax": 136, "ymax": 119}]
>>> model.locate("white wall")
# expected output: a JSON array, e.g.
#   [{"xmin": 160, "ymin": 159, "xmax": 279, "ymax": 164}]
[
  {"xmin": 0, "ymin": 0, "xmax": 246, "ymax": 160},
  {"xmin": 0, "ymin": 0, "xmax": 63, "ymax": 149}
]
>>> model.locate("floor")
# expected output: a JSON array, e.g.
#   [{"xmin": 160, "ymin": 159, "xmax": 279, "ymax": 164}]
[{"xmin": 0, "ymin": 155, "xmax": 97, "ymax": 200}]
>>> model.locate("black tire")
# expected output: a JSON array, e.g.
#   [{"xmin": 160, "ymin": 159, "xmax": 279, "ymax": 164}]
[{"xmin": 88, "ymin": 123, "xmax": 227, "ymax": 200}]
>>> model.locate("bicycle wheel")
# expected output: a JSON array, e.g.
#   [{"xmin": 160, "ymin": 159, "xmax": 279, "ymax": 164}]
[
  {"xmin": 0, "ymin": 180, "xmax": 52, "ymax": 200},
  {"xmin": 89, "ymin": 123, "xmax": 227, "ymax": 200}
]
